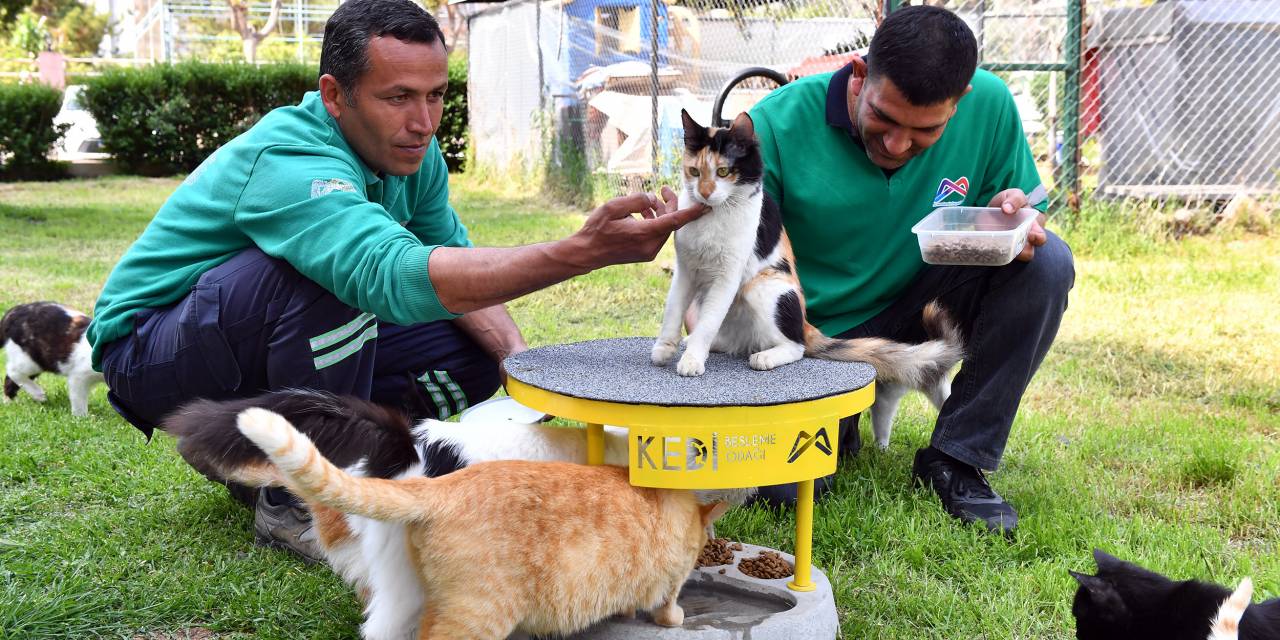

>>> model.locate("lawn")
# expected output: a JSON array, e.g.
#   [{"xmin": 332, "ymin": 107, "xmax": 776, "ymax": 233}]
[{"xmin": 1, "ymin": 175, "xmax": 1278, "ymax": 639}]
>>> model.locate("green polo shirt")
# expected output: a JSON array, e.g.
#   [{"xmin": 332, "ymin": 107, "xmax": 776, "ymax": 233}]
[
  {"xmin": 749, "ymin": 66, "xmax": 1046, "ymax": 337},
  {"xmin": 88, "ymin": 91, "xmax": 470, "ymax": 369}
]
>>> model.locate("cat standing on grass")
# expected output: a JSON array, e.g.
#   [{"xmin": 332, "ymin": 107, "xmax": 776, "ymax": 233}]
[
  {"xmin": 1070, "ymin": 549, "xmax": 1280, "ymax": 640},
  {"xmin": 234, "ymin": 406, "xmax": 728, "ymax": 640},
  {"xmin": 1, "ymin": 301, "xmax": 103, "ymax": 417},
  {"xmin": 651, "ymin": 110, "xmax": 964, "ymax": 447}
]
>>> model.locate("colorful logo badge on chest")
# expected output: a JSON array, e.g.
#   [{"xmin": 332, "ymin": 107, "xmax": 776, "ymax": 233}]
[{"xmin": 933, "ymin": 176, "xmax": 969, "ymax": 207}]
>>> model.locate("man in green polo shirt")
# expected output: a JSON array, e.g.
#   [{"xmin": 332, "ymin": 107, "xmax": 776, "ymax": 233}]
[
  {"xmin": 89, "ymin": 0, "xmax": 704, "ymax": 560},
  {"xmin": 747, "ymin": 5, "xmax": 1074, "ymax": 535}
]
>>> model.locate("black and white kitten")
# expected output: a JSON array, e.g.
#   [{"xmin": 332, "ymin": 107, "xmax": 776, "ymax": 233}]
[
  {"xmin": 1, "ymin": 301, "xmax": 103, "ymax": 417},
  {"xmin": 652, "ymin": 110, "xmax": 964, "ymax": 448},
  {"xmin": 1071, "ymin": 549, "xmax": 1280, "ymax": 640}
]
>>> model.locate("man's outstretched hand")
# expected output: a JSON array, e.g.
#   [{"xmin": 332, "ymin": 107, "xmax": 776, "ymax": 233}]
[{"xmin": 568, "ymin": 187, "xmax": 708, "ymax": 269}]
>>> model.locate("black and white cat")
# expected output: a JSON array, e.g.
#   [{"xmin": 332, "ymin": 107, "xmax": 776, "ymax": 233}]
[
  {"xmin": 651, "ymin": 110, "xmax": 963, "ymax": 448},
  {"xmin": 1, "ymin": 301, "xmax": 104, "ymax": 417},
  {"xmin": 1071, "ymin": 549, "xmax": 1280, "ymax": 640}
]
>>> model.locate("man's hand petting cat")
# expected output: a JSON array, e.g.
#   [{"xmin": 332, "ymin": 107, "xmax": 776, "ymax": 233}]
[
  {"xmin": 571, "ymin": 188, "xmax": 708, "ymax": 268},
  {"xmin": 987, "ymin": 188, "xmax": 1047, "ymax": 262}
]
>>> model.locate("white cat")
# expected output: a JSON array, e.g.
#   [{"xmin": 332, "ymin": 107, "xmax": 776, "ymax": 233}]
[{"xmin": 2, "ymin": 301, "xmax": 104, "ymax": 417}]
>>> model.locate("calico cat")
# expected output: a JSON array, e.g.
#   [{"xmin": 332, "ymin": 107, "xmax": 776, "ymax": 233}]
[
  {"xmin": 235, "ymin": 406, "xmax": 728, "ymax": 640},
  {"xmin": 652, "ymin": 110, "xmax": 964, "ymax": 448},
  {"xmin": 1071, "ymin": 549, "xmax": 1280, "ymax": 640},
  {"xmin": 165, "ymin": 389, "xmax": 746, "ymax": 639},
  {"xmin": 1, "ymin": 301, "xmax": 104, "ymax": 417}
]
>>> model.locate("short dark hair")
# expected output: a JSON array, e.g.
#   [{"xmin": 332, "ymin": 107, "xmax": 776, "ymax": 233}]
[
  {"xmin": 319, "ymin": 0, "xmax": 446, "ymax": 100},
  {"xmin": 867, "ymin": 5, "xmax": 978, "ymax": 105}
]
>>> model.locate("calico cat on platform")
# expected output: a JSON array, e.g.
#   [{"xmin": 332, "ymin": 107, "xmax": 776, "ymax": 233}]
[{"xmin": 652, "ymin": 110, "xmax": 964, "ymax": 448}]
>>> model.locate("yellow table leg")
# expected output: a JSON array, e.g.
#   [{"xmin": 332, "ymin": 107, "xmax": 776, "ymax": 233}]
[
  {"xmin": 788, "ymin": 478, "xmax": 816, "ymax": 592},
  {"xmin": 586, "ymin": 423, "xmax": 605, "ymax": 466}
]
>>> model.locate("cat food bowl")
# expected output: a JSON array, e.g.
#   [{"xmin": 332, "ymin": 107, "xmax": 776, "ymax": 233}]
[
  {"xmin": 911, "ymin": 206, "xmax": 1038, "ymax": 266},
  {"xmin": 507, "ymin": 542, "xmax": 837, "ymax": 640}
]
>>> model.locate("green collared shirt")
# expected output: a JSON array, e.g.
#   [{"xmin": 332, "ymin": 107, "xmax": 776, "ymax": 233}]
[
  {"xmin": 750, "ymin": 66, "xmax": 1046, "ymax": 336},
  {"xmin": 88, "ymin": 91, "xmax": 469, "ymax": 369}
]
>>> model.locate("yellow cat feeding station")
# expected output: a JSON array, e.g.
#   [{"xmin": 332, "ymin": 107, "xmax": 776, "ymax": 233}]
[{"xmin": 503, "ymin": 337, "xmax": 874, "ymax": 639}]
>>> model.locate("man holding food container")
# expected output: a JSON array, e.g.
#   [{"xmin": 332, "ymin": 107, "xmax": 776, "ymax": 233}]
[{"xmin": 744, "ymin": 5, "xmax": 1075, "ymax": 536}]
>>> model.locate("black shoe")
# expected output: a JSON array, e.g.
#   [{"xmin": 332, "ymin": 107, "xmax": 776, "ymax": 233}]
[
  {"xmin": 911, "ymin": 447, "xmax": 1018, "ymax": 536},
  {"xmin": 838, "ymin": 414, "xmax": 862, "ymax": 458},
  {"xmin": 253, "ymin": 489, "xmax": 324, "ymax": 564}
]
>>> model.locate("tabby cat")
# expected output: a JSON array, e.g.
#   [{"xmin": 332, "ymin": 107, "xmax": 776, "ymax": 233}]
[
  {"xmin": 235, "ymin": 407, "xmax": 728, "ymax": 640},
  {"xmin": 652, "ymin": 110, "xmax": 964, "ymax": 447},
  {"xmin": 1071, "ymin": 549, "xmax": 1280, "ymax": 640}
]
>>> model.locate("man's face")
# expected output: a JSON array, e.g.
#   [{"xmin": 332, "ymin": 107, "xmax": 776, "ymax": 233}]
[
  {"xmin": 322, "ymin": 36, "xmax": 448, "ymax": 177},
  {"xmin": 848, "ymin": 75, "xmax": 958, "ymax": 170}
]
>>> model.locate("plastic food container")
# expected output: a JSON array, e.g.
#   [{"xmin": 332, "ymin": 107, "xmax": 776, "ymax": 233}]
[{"xmin": 911, "ymin": 206, "xmax": 1038, "ymax": 266}]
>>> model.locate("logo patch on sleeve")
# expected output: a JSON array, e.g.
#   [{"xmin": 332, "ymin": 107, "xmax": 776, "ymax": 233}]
[
  {"xmin": 310, "ymin": 178, "xmax": 357, "ymax": 198},
  {"xmin": 933, "ymin": 176, "xmax": 969, "ymax": 207}
]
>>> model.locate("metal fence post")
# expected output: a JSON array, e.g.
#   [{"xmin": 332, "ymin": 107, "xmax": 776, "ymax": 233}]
[
  {"xmin": 650, "ymin": 0, "xmax": 660, "ymax": 182},
  {"xmin": 1059, "ymin": 0, "xmax": 1083, "ymax": 210}
]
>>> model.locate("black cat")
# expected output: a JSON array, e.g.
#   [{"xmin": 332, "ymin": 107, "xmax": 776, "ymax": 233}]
[{"xmin": 1071, "ymin": 549, "xmax": 1280, "ymax": 640}]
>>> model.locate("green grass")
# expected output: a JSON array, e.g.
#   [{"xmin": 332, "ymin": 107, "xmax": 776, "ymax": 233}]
[{"xmin": 2, "ymin": 176, "xmax": 1278, "ymax": 638}]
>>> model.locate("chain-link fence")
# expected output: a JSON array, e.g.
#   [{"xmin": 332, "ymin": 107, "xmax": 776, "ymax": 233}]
[{"xmin": 466, "ymin": 0, "xmax": 1280, "ymax": 213}]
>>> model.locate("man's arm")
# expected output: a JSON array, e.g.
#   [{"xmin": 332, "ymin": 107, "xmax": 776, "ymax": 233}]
[
  {"xmin": 453, "ymin": 304, "xmax": 527, "ymax": 375},
  {"xmin": 429, "ymin": 189, "xmax": 705, "ymax": 313}
]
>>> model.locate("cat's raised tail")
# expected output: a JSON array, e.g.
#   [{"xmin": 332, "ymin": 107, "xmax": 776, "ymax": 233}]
[
  {"xmin": 1209, "ymin": 576, "xmax": 1253, "ymax": 640},
  {"xmin": 236, "ymin": 407, "xmax": 434, "ymax": 523},
  {"xmin": 803, "ymin": 301, "xmax": 964, "ymax": 388}
]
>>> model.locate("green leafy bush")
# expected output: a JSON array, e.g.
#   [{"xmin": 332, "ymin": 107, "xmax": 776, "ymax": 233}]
[
  {"xmin": 80, "ymin": 62, "xmax": 315, "ymax": 175},
  {"xmin": 440, "ymin": 52, "xmax": 468, "ymax": 172},
  {"xmin": 0, "ymin": 82, "xmax": 67, "ymax": 180}
]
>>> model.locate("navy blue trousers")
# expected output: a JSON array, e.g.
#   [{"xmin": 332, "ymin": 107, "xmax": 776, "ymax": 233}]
[
  {"xmin": 753, "ymin": 231, "xmax": 1075, "ymax": 506},
  {"xmin": 101, "ymin": 248, "xmax": 502, "ymax": 438}
]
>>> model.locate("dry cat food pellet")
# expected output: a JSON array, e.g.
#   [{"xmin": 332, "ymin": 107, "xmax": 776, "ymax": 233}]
[
  {"xmin": 737, "ymin": 551, "xmax": 794, "ymax": 580},
  {"xmin": 696, "ymin": 537, "xmax": 736, "ymax": 567},
  {"xmin": 922, "ymin": 241, "xmax": 1011, "ymax": 265}
]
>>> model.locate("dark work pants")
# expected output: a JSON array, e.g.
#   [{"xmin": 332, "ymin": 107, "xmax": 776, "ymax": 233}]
[
  {"xmin": 752, "ymin": 231, "xmax": 1075, "ymax": 506},
  {"xmin": 101, "ymin": 248, "xmax": 502, "ymax": 439}
]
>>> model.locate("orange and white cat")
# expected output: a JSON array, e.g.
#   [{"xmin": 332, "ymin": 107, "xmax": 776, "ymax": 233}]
[
  {"xmin": 234, "ymin": 407, "xmax": 728, "ymax": 640},
  {"xmin": 652, "ymin": 110, "xmax": 964, "ymax": 448}
]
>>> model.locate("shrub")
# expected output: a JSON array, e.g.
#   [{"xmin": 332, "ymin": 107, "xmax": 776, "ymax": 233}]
[
  {"xmin": 439, "ymin": 52, "xmax": 468, "ymax": 172},
  {"xmin": 0, "ymin": 82, "xmax": 67, "ymax": 180},
  {"xmin": 80, "ymin": 62, "xmax": 315, "ymax": 175}
]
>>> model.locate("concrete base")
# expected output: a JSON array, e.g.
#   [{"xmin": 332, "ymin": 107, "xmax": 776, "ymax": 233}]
[{"xmin": 509, "ymin": 543, "xmax": 838, "ymax": 640}]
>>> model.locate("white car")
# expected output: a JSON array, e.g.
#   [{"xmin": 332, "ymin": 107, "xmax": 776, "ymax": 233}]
[{"xmin": 52, "ymin": 85, "xmax": 106, "ymax": 159}]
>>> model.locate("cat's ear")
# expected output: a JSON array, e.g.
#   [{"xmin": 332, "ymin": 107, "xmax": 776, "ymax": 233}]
[
  {"xmin": 699, "ymin": 501, "xmax": 731, "ymax": 527},
  {"xmin": 1093, "ymin": 549, "xmax": 1124, "ymax": 571},
  {"xmin": 681, "ymin": 109, "xmax": 708, "ymax": 149},
  {"xmin": 1070, "ymin": 570, "xmax": 1102, "ymax": 589},
  {"xmin": 729, "ymin": 112, "xmax": 755, "ymax": 137}
]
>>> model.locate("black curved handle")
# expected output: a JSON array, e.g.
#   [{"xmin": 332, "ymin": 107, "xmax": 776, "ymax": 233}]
[{"xmin": 711, "ymin": 66, "xmax": 791, "ymax": 128}]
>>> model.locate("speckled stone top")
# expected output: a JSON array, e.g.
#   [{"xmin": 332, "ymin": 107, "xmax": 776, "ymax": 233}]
[{"xmin": 503, "ymin": 337, "xmax": 875, "ymax": 407}]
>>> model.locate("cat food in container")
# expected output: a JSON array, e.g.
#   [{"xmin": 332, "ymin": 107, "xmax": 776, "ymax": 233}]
[{"xmin": 911, "ymin": 206, "xmax": 1039, "ymax": 266}]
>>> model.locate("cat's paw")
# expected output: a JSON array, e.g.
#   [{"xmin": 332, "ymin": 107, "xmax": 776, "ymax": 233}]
[
  {"xmin": 676, "ymin": 352, "xmax": 706, "ymax": 376},
  {"xmin": 29, "ymin": 390, "xmax": 47, "ymax": 403},
  {"xmin": 651, "ymin": 341, "xmax": 678, "ymax": 366},
  {"xmin": 652, "ymin": 604, "xmax": 685, "ymax": 627},
  {"xmin": 749, "ymin": 348, "xmax": 802, "ymax": 371}
]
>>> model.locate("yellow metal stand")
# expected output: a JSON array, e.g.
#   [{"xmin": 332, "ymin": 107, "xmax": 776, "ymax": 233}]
[{"xmin": 508, "ymin": 377, "xmax": 873, "ymax": 592}]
